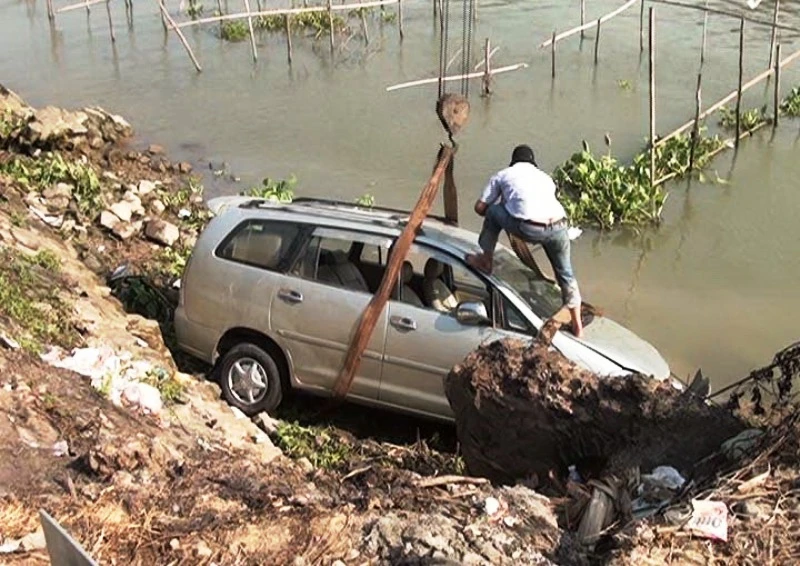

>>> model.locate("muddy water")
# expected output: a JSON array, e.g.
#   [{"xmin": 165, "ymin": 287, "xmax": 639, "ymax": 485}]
[{"xmin": 2, "ymin": 0, "xmax": 798, "ymax": 387}]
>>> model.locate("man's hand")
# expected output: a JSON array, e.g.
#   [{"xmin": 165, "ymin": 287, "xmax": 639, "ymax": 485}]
[{"xmin": 474, "ymin": 200, "xmax": 488, "ymax": 217}]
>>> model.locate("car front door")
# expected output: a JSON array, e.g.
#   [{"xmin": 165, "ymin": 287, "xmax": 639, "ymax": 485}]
[
  {"xmin": 379, "ymin": 244, "xmax": 499, "ymax": 418},
  {"xmin": 269, "ymin": 227, "xmax": 392, "ymax": 401}
]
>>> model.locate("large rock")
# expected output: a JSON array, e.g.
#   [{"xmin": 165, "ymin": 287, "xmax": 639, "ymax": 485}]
[
  {"xmin": 444, "ymin": 327, "xmax": 744, "ymax": 486},
  {"xmin": 144, "ymin": 219, "xmax": 179, "ymax": 247},
  {"xmin": 26, "ymin": 106, "xmax": 89, "ymax": 143}
]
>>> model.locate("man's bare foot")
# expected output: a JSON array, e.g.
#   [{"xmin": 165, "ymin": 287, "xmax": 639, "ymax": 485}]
[
  {"xmin": 569, "ymin": 305, "xmax": 584, "ymax": 339},
  {"xmin": 466, "ymin": 253, "xmax": 493, "ymax": 275},
  {"xmin": 571, "ymin": 325, "xmax": 584, "ymax": 339}
]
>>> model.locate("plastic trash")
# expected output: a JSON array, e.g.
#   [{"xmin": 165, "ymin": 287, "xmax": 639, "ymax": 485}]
[
  {"xmin": 685, "ymin": 499, "xmax": 728, "ymax": 541},
  {"xmin": 484, "ymin": 497, "xmax": 500, "ymax": 516},
  {"xmin": 641, "ymin": 466, "xmax": 686, "ymax": 491}
]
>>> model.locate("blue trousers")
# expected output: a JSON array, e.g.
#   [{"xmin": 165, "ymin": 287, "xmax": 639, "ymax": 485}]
[{"xmin": 478, "ymin": 203, "xmax": 581, "ymax": 308}]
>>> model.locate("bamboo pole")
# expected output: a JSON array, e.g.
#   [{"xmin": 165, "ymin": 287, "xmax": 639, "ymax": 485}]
[
  {"xmin": 243, "ymin": 0, "xmax": 258, "ymax": 61},
  {"xmin": 735, "ymin": 18, "xmax": 744, "ymax": 148},
  {"xmin": 105, "ymin": 0, "xmax": 115, "ymax": 42},
  {"xmin": 688, "ymin": 72, "xmax": 702, "ymax": 173},
  {"xmin": 639, "ymin": 0, "xmax": 644, "ymax": 52},
  {"xmin": 217, "ymin": 0, "xmax": 223, "ymax": 34},
  {"xmin": 474, "ymin": 45, "xmax": 499, "ymax": 70},
  {"xmin": 158, "ymin": 0, "xmax": 203, "ymax": 72},
  {"xmin": 398, "ymin": 0, "xmax": 404, "ymax": 40},
  {"xmin": 332, "ymin": 146, "xmax": 455, "ymax": 399},
  {"xmin": 360, "ymin": 2, "xmax": 369, "ymax": 44},
  {"xmin": 700, "ymin": 0, "xmax": 708, "ymax": 66},
  {"xmin": 649, "ymin": 7, "xmax": 656, "ymax": 190},
  {"xmin": 56, "ymin": 0, "xmax": 105, "ymax": 14},
  {"xmin": 286, "ymin": 14, "xmax": 293, "ymax": 62},
  {"xmin": 774, "ymin": 43, "xmax": 781, "ymax": 127},
  {"xmin": 540, "ymin": 0, "xmax": 638, "ymax": 48},
  {"xmin": 47, "ymin": 0, "xmax": 55, "ymax": 20},
  {"xmin": 594, "ymin": 19, "xmax": 601, "ymax": 64},
  {"xmin": 657, "ymin": 45, "xmax": 800, "ymax": 146},
  {"xmin": 174, "ymin": 0, "xmax": 397, "ymax": 28},
  {"xmin": 649, "ymin": 0, "xmax": 800, "ymax": 35},
  {"xmin": 551, "ymin": 31, "xmax": 556, "ymax": 78},
  {"xmin": 386, "ymin": 63, "xmax": 528, "ymax": 92},
  {"xmin": 768, "ymin": 0, "xmax": 780, "ymax": 69},
  {"xmin": 483, "ymin": 37, "xmax": 492, "ymax": 95},
  {"xmin": 580, "ymin": 0, "xmax": 586, "ymax": 40},
  {"xmin": 327, "ymin": 0, "xmax": 335, "ymax": 54}
]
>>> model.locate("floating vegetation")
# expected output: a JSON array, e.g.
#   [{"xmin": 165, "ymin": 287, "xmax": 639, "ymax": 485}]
[
  {"xmin": 779, "ymin": 86, "xmax": 800, "ymax": 117},
  {"xmin": 220, "ymin": 20, "xmax": 249, "ymax": 42},
  {"xmin": 617, "ymin": 79, "xmax": 633, "ymax": 91},
  {"xmin": 244, "ymin": 175, "xmax": 297, "ymax": 203},
  {"xmin": 355, "ymin": 193, "xmax": 375, "ymax": 207},
  {"xmin": 257, "ymin": 11, "xmax": 347, "ymax": 35},
  {"xmin": 718, "ymin": 105, "xmax": 769, "ymax": 132},
  {"xmin": 555, "ymin": 129, "xmax": 725, "ymax": 229}
]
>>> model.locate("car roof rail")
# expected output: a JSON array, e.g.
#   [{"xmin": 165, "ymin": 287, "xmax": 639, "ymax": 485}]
[{"xmin": 289, "ymin": 197, "xmax": 456, "ymax": 225}]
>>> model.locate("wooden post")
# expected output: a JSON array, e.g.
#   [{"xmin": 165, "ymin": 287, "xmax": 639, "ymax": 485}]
[
  {"xmin": 327, "ymin": 0, "xmax": 335, "ymax": 54},
  {"xmin": 217, "ymin": 0, "xmax": 223, "ymax": 34},
  {"xmin": 360, "ymin": 3, "xmax": 369, "ymax": 44},
  {"xmin": 580, "ymin": 0, "xmax": 585, "ymax": 40},
  {"xmin": 700, "ymin": 0, "xmax": 708, "ymax": 66},
  {"xmin": 688, "ymin": 72, "xmax": 702, "ymax": 173},
  {"xmin": 774, "ymin": 43, "xmax": 781, "ymax": 126},
  {"xmin": 551, "ymin": 30, "xmax": 556, "ymax": 78},
  {"xmin": 398, "ymin": 0, "xmax": 404, "ymax": 40},
  {"xmin": 433, "ymin": 0, "xmax": 437, "ymax": 21},
  {"xmin": 105, "ymin": 0, "xmax": 115, "ymax": 42},
  {"xmin": 157, "ymin": 0, "xmax": 203, "ymax": 72},
  {"xmin": 47, "ymin": 0, "xmax": 55, "ymax": 20},
  {"xmin": 243, "ymin": 0, "xmax": 258, "ymax": 61},
  {"xmin": 768, "ymin": 0, "xmax": 780, "ymax": 69},
  {"xmin": 735, "ymin": 17, "xmax": 744, "ymax": 147},
  {"xmin": 639, "ymin": 0, "xmax": 645, "ymax": 52},
  {"xmin": 286, "ymin": 15, "xmax": 293, "ymax": 63},
  {"xmin": 594, "ymin": 19, "xmax": 601, "ymax": 64},
  {"xmin": 649, "ymin": 7, "xmax": 656, "ymax": 189},
  {"xmin": 483, "ymin": 37, "xmax": 491, "ymax": 95},
  {"xmin": 332, "ymin": 146, "xmax": 456, "ymax": 399}
]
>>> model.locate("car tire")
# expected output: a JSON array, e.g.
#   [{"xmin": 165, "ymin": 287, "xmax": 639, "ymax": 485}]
[{"xmin": 218, "ymin": 343, "xmax": 283, "ymax": 416}]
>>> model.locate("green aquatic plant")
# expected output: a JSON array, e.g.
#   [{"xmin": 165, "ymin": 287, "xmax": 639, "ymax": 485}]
[
  {"xmin": 617, "ymin": 79, "xmax": 633, "ymax": 91},
  {"xmin": 779, "ymin": 86, "xmax": 800, "ymax": 117},
  {"xmin": 221, "ymin": 20, "xmax": 249, "ymax": 41},
  {"xmin": 354, "ymin": 193, "xmax": 375, "ymax": 207},
  {"xmin": 256, "ymin": 11, "xmax": 346, "ymax": 34},
  {"xmin": 718, "ymin": 105, "xmax": 768, "ymax": 132},
  {"xmin": 244, "ymin": 175, "xmax": 297, "ymax": 203}
]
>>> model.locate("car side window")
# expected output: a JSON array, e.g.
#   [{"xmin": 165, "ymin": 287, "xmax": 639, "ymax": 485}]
[
  {"xmin": 502, "ymin": 296, "xmax": 534, "ymax": 334},
  {"xmin": 216, "ymin": 219, "xmax": 300, "ymax": 270},
  {"xmin": 290, "ymin": 228, "xmax": 391, "ymax": 294}
]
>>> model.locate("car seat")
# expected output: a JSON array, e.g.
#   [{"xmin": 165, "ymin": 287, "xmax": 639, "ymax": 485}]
[
  {"xmin": 230, "ymin": 229, "xmax": 284, "ymax": 269},
  {"xmin": 318, "ymin": 249, "xmax": 369, "ymax": 292},
  {"xmin": 400, "ymin": 261, "xmax": 424, "ymax": 308},
  {"xmin": 423, "ymin": 258, "xmax": 459, "ymax": 313}
]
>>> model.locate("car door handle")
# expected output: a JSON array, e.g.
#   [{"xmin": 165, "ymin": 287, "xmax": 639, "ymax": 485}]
[
  {"xmin": 390, "ymin": 315, "xmax": 417, "ymax": 331},
  {"xmin": 278, "ymin": 289, "xmax": 303, "ymax": 303}
]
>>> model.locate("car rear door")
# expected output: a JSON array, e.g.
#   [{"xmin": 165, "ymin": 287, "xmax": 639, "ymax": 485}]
[
  {"xmin": 269, "ymin": 227, "xmax": 392, "ymax": 401},
  {"xmin": 379, "ymin": 244, "xmax": 497, "ymax": 418}
]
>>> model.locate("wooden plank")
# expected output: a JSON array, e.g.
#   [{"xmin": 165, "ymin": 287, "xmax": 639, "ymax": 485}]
[
  {"xmin": 332, "ymin": 146, "xmax": 455, "ymax": 399},
  {"xmin": 385, "ymin": 63, "xmax": 528, "ymax": 92}
]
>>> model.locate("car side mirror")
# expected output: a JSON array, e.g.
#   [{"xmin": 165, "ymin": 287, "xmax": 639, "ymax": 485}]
[{"xmin": 455, "ymin": 301, "xmax": 490, "ymax": 326}]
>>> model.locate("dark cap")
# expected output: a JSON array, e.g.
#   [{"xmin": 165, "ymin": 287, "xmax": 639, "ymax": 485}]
[{"xmin": 510, "ymin": 144, "xmax": 536, "ymax": 166}]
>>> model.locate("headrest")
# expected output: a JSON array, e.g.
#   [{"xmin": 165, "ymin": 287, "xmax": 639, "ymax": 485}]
[
  {"xmin": 424, "ymin": 257, "xmax": 444, "ymax": 279},
  {"xmin": 401, "ymin": 261, "xmax": 414, "ymax": 284}
]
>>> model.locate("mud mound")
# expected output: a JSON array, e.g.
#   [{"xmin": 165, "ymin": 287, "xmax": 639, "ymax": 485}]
[{"xmin": 445, "ymin": 334, "xmax": 744, "ymax": 485}]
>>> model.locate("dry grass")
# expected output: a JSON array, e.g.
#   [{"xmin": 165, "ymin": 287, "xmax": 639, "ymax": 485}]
[{"xmin": 0, "ymin": 499, "xmax": 40, "ymax": 540}]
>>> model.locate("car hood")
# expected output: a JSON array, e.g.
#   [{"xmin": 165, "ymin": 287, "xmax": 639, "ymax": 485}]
[{"xmin": 578, "ymin": 316, "xmax": 671, "ymax": 380}]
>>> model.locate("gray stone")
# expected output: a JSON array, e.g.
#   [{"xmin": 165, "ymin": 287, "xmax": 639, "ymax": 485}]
[
  {"xmin": 254, "ymin": 412, "xmax": 279, "ymax": 435},
  {"xmin": 138, "ymin": 180, "xmax": 157, "ymax": 196},
  {"xmin": 195, "ymin": 540, "xmax": 213, "ymax": 558},
  {"xmin": 89, "ymin": 136, "xmax": 104, "ymax": 149},
  {"xmin": 145, "ymin": 219, "xmax": 180, "ymax": 247},
  {"xmin": 297, "ymin": 457, "xmax": 314, "ymax": 473},
  {"xmin": 178, "ymin": 161, "xmax": 193, "ymax": 174},
  {"xmin": 148, "ymin": 144, "xmax": 165, "ymax": 155},
  {"xmin": 112, "ymin": 222, "xmax": 137, "ymax": 240},
  {"xmin": 122, "ymin": 191, "xmax": 145, "ymax": 216},
  {"xmin": 43, "ymin": 182, "xmax": 73, "ymax": 200},
  {"xmin": 149, "ymin": 199, "xmax": 166, "ymax": 215},
  {"xmin": 169, "ymin": 538, "xmax": 181, "ymax": 551},
  {"xmin": 99, "ymin": 210, "xmax": 120, "ymax": 231},
  {"xmin": 110, "ymin": 201, "xmax": 134, "ymax": 223},
  {"xmin": 26, "ymin": 106, "xmax": 89, "ymax": 142}
]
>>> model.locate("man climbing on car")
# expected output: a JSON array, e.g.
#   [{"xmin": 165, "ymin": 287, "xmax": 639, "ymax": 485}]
[{"xmin": 466, "ymin": 144, "xmax": 584, "ymax": 339}]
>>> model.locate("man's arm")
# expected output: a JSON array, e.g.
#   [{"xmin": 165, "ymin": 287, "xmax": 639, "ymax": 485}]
[{"xmin": 475, "ymin": 175, "xmax": 500, "ymax": 216}]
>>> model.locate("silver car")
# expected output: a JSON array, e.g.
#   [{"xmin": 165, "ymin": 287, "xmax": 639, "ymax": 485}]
[{"xmin": 175, "ymin": 196, "xmax": 671, "ymax": 420}]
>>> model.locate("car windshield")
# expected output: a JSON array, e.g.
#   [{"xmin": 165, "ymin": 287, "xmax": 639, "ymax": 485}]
[{"xmin": 492, "ymin": 247, "xmax": 564, "ymax": 319}]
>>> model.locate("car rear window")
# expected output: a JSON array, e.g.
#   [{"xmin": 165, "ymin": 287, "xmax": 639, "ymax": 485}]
[{"xmin": 215, "ymin": 219, "xmax": 300, "ymax": 270}]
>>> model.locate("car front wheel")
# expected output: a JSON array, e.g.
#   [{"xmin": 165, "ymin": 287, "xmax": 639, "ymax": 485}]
[{"xmin": 218, "ymin": 343, "xmax": 283, "ymax": 416}]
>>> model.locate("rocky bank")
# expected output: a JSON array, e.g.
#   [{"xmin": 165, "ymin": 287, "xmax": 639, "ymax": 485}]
[{"xmin": 1, "ymin": 84, "xmax": 799, "ymax": 565}]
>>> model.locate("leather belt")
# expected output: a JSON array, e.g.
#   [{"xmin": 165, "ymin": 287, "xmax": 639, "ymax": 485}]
[{"xmin": 521, "ymin": 217, "xmax": 567, "ymax": 228}]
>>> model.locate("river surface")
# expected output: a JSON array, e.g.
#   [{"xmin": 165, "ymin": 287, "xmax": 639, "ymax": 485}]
[{"xmin": 2, "ymin": 0, "xmax": 799, "ymax": 388}]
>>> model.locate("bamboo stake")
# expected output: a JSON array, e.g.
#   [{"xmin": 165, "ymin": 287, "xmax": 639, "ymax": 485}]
[
  {"xmin": 540, "ymin": 0, "xmax": 638, "ymax": 48},
  {"xmin": 594, "ymin": 19, "xmax": 601, "ymax": 64},
  {"xmin": 57, "ymin": 0, "xmax": 105, "ymax": 14},
  {"xmin": 768, "ymin": 0, "xmax": 780, "ymax": 69},
  {"xmin": 735, "ymin": 18, "xmax": 744, "ymax": 148},
  {"xmin": 286, "ymin": 14, "xmax": 293, "ymax": 63},
  {"xmin": 158, "ymin": 0, "xmax": 203, "ymax": 72},
  {"xmin": 688, "ymin": 72, "xmax": 702, "ymax": 173},
  {"xmin": 650, "ymin": 0, "xmax": 800, "ymax": 35},
  {"xmin": 332, "ymin": 146, "xmax": 455, "ymax": 399},
  {"xmin": 649, "ymin": 7, "xmax": 656, "ymax": 190},
  {"xmin": 398, "ymin": 0, "xmax": 404, "ymax": 40},
  {"xmin": 657, "ymin": 45, "xmax": 800, "ymax": 146},
  {"xmin": 700, "ymin": 0, "xmax": 708, "ymax": 66},
  {"xmin": 474, "ymin": 45, "xmax": 499, "ymax": 70},
  {"xmin": 217, "ymin": 0, "xmax": 223, "ymax": 34},
  {"xmin": 386, "ymin": 63, "xmax": 528, "ymax": 91},
  {"xmin": 483, "ymin": 37, "xmax": 492, "ymax": 95},
  {"xmin": 174, "ymin": 0, "xmax": 397, "ymax": 28},
  {"xmin": 639, "ymin": 0, "xmax": 644, "ymax": 52},
  {"xmin": 580, "ymin": 0, "xmax": 586, "ymax": 40},
  {"xmin": 47, "ymin": 0, "xmax": 55, "ymax": 20},
  {"xmin": 327, "ymin": 0, "xmax": 335, "ymax": 54},
  {"xmin": 551, "ymin": 31, "xmax": 556, "ymax": 78},
  {"xmin": 774, "ymin": 43, "xmax": 781, "ymax": 127},
  {"xmin": 243, "ymin": 0, "xmax": 258, "ymax": 61},
  {"xmin": 105, "ymin": 0, "xmax": 115, "ymax": 42},
  {"xmin": 360, "ymin": 2, "xmax": 369, "ymax": 44}
]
